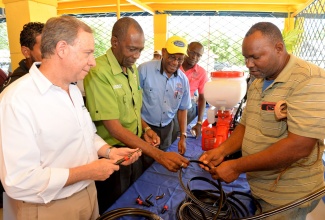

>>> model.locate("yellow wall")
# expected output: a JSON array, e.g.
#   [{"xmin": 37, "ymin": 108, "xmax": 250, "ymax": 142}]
[{"xmin": 3, "ymin": 0, "xmax": 57, "ymax": 70}]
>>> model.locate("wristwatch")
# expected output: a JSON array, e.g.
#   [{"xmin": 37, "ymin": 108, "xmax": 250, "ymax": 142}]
[
  {"xmin": 105, "ymin": 147, "xmax": 114, "ymax": 159},
  {"xmin": 144, "ymin": 126, "xmax": 152, "ymax": 133},
  {"xmin": 181, "ymin": 132, "xmax": 187, "ymax": 138}
]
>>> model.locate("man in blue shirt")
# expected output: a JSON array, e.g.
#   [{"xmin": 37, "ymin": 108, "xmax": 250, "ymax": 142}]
[{"xmin": 138, "ymin": 36, "xmax": 191, "ymax": 168}]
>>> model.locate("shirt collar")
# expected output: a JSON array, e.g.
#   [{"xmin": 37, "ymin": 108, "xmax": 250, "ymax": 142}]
[
  {"xmin": 180, "ymin": 63, "xmax": 198, "ymax": 73},
  {"xmin": 273, "ymin": 54, "xmax": 294, "ymax": 83},
  {"xmin": 106, "ymin": 48, "xmax": 135, "ymax": 75},
  {"xmin": 30, "ymin": 62, "xmax": 54, "ymax": 95}
]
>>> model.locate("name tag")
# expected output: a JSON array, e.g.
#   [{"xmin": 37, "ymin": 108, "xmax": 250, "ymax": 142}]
[{"xmin": 261, "ymin": 102, "xmax": 276, "ymax": 111}]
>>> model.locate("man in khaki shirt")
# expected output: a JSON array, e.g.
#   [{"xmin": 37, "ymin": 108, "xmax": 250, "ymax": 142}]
[{"xmin": 200, "ymin": 22, "xmax": 325, "ymax": 219}]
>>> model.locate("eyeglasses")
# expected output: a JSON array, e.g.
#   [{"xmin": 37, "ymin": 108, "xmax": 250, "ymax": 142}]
[
  {"xmin": 187, "ymin": 49, "xmax": 202, "ymax": 58},
  {"xmin": 167, "ymin": 54, "xmax": 184, "ymax": 64}
]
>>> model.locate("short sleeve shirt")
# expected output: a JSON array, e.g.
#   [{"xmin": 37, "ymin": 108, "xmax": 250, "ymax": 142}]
[
  {"xmin": 84, "ymin": 48, "xmax": 143, "ymax": 146},
  {"xmin": 138, "ymin": 60, "xmax": 191, "ymax": 127},
  {"xmin": 180, "ymin": 63, "xmax": 209, "ymax": 97},
  {"xmin": 240, "ymin": 55, "xmax": 325, "ymax": 206}
]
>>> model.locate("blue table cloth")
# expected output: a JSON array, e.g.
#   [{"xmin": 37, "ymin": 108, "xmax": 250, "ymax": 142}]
[{"xmin": 106, "ymin": 127, "xmax": 254, "ymax": 219}]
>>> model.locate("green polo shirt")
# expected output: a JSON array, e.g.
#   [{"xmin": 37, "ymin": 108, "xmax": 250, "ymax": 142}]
[
  {"xmin": 84, "ymin": 48, "xmax": 142, "ymax": 146},
  {"xmin": 240, "ymin": 55, "xmax": 325, "ymax": 206}
]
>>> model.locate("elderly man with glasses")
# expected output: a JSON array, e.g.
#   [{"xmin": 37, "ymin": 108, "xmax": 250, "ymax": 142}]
[
  {"xmin": 138, "ymin": 36, "xmax": 191, "ymax": 168},
  {"xmin": 172, "ymin": 41, "xmax": 209, "ymax": 141}
]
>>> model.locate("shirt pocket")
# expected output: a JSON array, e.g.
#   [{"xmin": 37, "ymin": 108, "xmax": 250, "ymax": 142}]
[
  {"xmin": 170, "ymin": 91, "xmax": 183, "ymax": 111},
  {"xmin": 114, "ymin": 87, "xmax": 131, "ymax": 108},
  {"xmin": 260, "ymin": 110, "xmax": 287, "ymax": 137},
  {"xmin": 144, "ymin": 87, "xmax": 156, "ymax": 106}
]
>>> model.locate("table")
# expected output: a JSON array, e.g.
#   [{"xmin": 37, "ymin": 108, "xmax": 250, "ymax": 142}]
[{"xmin": 106, "ymin": 123, "xmax": 255, "ymax": 219}]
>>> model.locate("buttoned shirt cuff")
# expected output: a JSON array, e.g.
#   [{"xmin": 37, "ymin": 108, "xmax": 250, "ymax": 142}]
[{"xmin": 37, "ymin": 168, "xmax": 69, "ymax": 204}]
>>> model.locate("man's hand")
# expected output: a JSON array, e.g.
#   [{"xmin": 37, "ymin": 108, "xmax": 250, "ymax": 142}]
[
  {"xmin": 110, "ymin": 148, "xmax": 142, "ymax": 166},
  {"xmin": 209, "ymin": 159, "xmax": 240, "ymax": 183},
  {"xmin": 143, "ymin": 129, "xmax": 160, "ymax": 147},
  {"xmin": 191, "ymin": 123, "xmax": 202, "ymax": 138},
  {"xmin": 178, "ymin": 137, "xmax": 186, "ymax": 155},
  {"xmin": 155, "ymin": 151, "xmax": 189, "ymax": 172},
  {"xmin": 85, "ymin": 159, "xmax": 120, "ymax": 182},
  {"xmin": 199, "ymin": 147, "xmax": 225, "ymax": 171}
]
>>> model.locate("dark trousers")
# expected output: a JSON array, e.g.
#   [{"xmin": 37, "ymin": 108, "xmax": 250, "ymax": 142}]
[
  {"xmin": 172, "ymin": 101, "xmax": 197, "ymax": 142},
  {"xmin": 95, "ymin": 155, "xmax": 143, "ymax": 214}
]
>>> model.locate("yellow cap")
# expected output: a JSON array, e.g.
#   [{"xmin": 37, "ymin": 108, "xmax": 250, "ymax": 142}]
[{"xmin": 165, "ymin": 36, "xmax": 188, "ymax": 55}]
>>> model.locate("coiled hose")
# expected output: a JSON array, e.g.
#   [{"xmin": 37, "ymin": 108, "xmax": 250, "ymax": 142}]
[
  {"xmin": 177, "ymin": 160, "xmax": 325, "ymax": 220},
  {"xmin": 97, "ymin": 207, "xmax": 162, "ymax": 220},
  {"xmin": 97, "ymin": 160, "xmax": 325, "ymax": 220}
]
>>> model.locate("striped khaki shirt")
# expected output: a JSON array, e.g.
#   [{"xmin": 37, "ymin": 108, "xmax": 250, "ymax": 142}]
[{"xmin": 240, "ymin": 55, "xmax": 325, "ymax": 206}]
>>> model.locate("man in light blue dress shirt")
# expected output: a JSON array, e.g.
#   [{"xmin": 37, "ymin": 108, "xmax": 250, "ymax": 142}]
[{"xmin": 138, "ymin": 36, "xmax": 191, "ymax": 168}]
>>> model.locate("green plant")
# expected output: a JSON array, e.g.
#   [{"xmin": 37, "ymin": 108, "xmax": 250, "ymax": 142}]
[{"xmin": 282, "ymin": 28, "xmax": 303, "ymax": 53}]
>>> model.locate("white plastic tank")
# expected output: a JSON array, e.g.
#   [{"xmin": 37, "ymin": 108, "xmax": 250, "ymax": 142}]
[{"xmin": 204, "ymin": 71, "xmax": 247, "ymax": 110}]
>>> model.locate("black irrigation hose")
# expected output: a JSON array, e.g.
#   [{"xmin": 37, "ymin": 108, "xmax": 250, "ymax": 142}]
[
  {"xmin": 176, "ymin": 160, "xmax": 325, "ymax": 220},
  {"xmin": 97, "ymin": 159, "xmax": 325, "ymax": 220},
  {"xmin": 97, "ymin": 207, "xmax": 162, "ymax": 220},
  {"xmin": 177, "ymin": 160, "xmax": 259, "ymax": 220}
]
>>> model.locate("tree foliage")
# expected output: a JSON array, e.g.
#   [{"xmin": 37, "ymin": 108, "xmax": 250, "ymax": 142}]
[
  {"xmin": 0, "ymin": 23, "xmax": 9, "ymax": 50},
  {"xmin": 282, "ymin": 28, "xmax": 303, "ymax": 53},
  {"xmin": 202, "ymin": 34, "xmax": 245, "ymax": 68}
]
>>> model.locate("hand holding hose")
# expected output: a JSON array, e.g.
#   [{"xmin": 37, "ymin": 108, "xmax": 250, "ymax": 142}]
[
  {"xmin": 198, "ymin": 147, "xmax": 225, "ymax": 171},
  {"xmin": 209, "ymin": 159, "xmax": 240, "ymax": 183}
]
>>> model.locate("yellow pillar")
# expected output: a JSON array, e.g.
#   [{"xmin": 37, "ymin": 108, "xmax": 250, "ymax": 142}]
[
  {"xmin": 153, "ymin": 14, "xmax": 168, "ymax": 51},
  {"xmin": 284, "ymin": 17, "xmax": 295, "ymax": 32},
  {"xmin": 116, "ymin": 0, "xmax": 121, "ymax": 19},
  {"xmin": 3, "ymin": 0, "xmax": 57, "ymax": 70}
]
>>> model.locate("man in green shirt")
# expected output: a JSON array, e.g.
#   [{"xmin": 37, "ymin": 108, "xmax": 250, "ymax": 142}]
[{"xmin": 84, "ymin": 17, "xmax": 189, "ymax": 214}]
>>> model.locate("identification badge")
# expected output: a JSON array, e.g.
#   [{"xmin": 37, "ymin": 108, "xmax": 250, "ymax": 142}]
[{"xmin": 261, "ymin": 102, "xmax": 276, "ymax": 111}]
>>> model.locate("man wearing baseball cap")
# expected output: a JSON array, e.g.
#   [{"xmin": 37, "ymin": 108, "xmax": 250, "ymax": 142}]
[{"xmin": 138, "ymin": 36, "xmax": 191, "ymax": 168}]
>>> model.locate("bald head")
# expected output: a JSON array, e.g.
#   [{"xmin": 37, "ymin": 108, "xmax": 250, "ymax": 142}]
[
  {"xmin": 112, "ymin": 17, "xmax": 144, "ymax": 41},
  {"xmin": 242, "ymin": 22, "xmax": 289, "ymax": 80},
  {"xmin": 188, "ymin": 42, "xmax": 204, "ymax": 51},
  {"xmin": 245, "ymin": 22, "xmax": 284, "ymax": 45},
  {"xmin": 110, "ymin": 17, "xmax": 145, "ymax": 68},
  {"xmin": 183, "ymin": 41, "xmax": 204, "ymax": 69}
]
